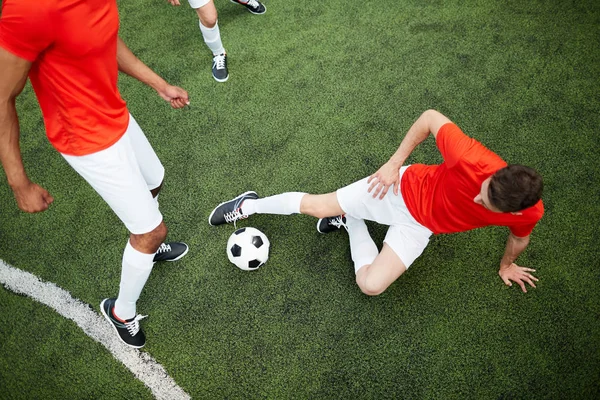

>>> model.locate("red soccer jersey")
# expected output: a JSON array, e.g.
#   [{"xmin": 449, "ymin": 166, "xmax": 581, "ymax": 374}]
[
  {"xmin": 0, "ymin": 0, "xmax": 129, "ymax": 156},
  {"xmin": 401, "ymin": 123, "xmax": 544, "ymax": 237}
]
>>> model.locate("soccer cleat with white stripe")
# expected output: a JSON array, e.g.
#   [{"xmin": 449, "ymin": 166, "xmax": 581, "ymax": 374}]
[
  {"xmin": 317, "ymin": 215, "xmax": 348, "ymax": 234},
  {"xmin": 100, "ymin": 298, "xmax": 147, "ymax": 349},
  {"xmin": 153, "ymin": 242, "xmax": 189, "ymax": 262},
  {"xmin": 230, "ymin": 0, "xmax": 266, "ymax": 15},
  {"xmin": 208, "ymin": 191, "xmax": 258, "ymax": 226}
]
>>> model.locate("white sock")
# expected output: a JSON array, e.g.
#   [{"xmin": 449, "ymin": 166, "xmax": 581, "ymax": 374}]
[
  {"xmin": 114, "ymin": 240, "xmax": 155, "ymax": 320},
  {"xmin": 199, "ymin": 21, "xmax": 225, "ymax": 56},
  {"xmin": 345, "ymin": 215, "xmax": 378, "ymax": 274},
  {"xmin": 241, "ymin": 192, "xmax": 306, "ymax": 216}
]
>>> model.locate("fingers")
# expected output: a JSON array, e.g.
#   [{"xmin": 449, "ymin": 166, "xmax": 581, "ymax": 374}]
[
  {"xmin": 170, "ymin": 98, "xmax": 187, "ymax": 109},
  {"xmin": 518, "ymin": 281, "xmax": 527, "ymax": 293},
  {"xmin": 43, "ymin": 190, "xmax": 54, "ymax": 205}
]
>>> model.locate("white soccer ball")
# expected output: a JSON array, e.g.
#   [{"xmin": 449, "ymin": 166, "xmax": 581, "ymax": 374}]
[{"xmin": 226, "ymin": 227, "xmax": 270, "ymax": 271}]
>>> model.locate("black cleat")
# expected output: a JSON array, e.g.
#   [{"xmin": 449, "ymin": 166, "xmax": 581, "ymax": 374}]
[
  {"xmin": 317, "ymin": 215, "xmax": 348, "ymax": 234},
  {"xmin": 212, "ymin": 53, "xmax": 229, "ymax": 82},
  {"xmin": 100, "ymin": 298, "xmax": 147, "ymax": 349},
  {"xmin": 230, "ymin": 0, "xmax": 266, "ymax": 15},
  {"xmin": 208, "ymin": 191, "xmax": 258, "ymax": 226},
  {"xmin": 153, "ymin": 242, "xmax": 189, "ymax": 262}
]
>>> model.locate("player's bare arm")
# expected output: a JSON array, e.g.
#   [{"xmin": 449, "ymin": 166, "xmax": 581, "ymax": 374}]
[
  {"xmin": 0, "ymin": 47, "xmax": 54, "ymax": 213},
  {"xmin": 116, "ymin": 37, "xmax": 190, "ymax": 109},
  {"xmin": 498, "ymin": 233, "xmax": 538, "ymax": 293},
  {"xmin": 368, "ymin": 109, "xmax": 452, "ymax": 199}
]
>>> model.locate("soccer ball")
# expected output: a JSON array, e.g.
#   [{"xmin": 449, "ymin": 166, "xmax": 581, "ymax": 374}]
[{"xmin": 227, "ymin": 227, "xmax": 270, "ymax": 271}]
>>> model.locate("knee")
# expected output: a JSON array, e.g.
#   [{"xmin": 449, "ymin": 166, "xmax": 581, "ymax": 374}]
[
  {"xmin": 197, "ymin": 9, "xmax": 217, "ymax": 27},
  {"xmin": 356, "ymin": 273, "xmax": 387, "ymax": 297},
  {"xmin": 200, "ymin": 16, "xmax": 217, "ymax": 28},
  {"xmin": 299, "ymin": 195, "xmax": 330, "ymax": 218}
]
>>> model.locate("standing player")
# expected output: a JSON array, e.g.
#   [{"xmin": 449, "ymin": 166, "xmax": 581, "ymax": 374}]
[
  {"xmin": 0, "ymin": 0, "xmax": 190, "ymax": 348},
  {"xmin": 208, "ymin": 110, "xmax": 544, "ymax": 295},
  {"xmin": 166, "ymin": 0, "xmax": 266, "ymax": 82}
]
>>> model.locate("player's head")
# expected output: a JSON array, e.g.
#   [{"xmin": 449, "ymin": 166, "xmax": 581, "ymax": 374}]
[{"xmin": 474, "ymin": 165, "xmax": 543, "ymax": 213}]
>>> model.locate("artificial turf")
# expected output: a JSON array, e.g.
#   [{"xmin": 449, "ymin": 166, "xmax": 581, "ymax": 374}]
[{"xmin": 1, "ymin": 0, "xmax": 599, "ymax": 398}]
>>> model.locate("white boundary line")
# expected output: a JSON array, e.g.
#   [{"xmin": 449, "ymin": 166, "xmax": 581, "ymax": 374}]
[{"xmin": 0, "ymin": 259, "xmax": 190, "ymax": 400}]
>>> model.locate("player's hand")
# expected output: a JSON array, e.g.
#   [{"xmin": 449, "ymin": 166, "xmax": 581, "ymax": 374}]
[
  {"xmin": 498, "ymin": 263, "xmax": 538, "ymax": 293},
  {"xmin": 166, "ymin": 0, "xmax": 181, "ymax": 6},
  {"xmin": 367, "ymin": 162, "xmax": 401, "ymax": 199},
  {"xmin": 158, "ymin": 84, "xmax": 190, "ymax": 109},
  {"xmin": 12, "ymin": 181, "xmax": 54, "ymax": 213}
]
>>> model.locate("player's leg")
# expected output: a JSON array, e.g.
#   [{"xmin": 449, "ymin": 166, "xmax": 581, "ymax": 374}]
[
  {"xmin": 354, "ymin": 221, "xmax": 431, "ymax": 295},
  {"xmin": 208, "ymin": 191, "xmax": 346, "ymax": 226},
  {"xmin": 127, "ymin": 114, "xmax": 188, "ymax": 261},
  {"xmin": 354, "ymin": 243, "xmax": 406, "ymax": 296},
  {"xmin": 62, "ymin": 122, "xmax": 174, "ymax": 348},
  {"xmin": 230, "ymin": 0, "xmax": 266, "ymax": 15},
  {"xmin": 189, "ymin": 0, "xmax": 228, "ymax": 82}
]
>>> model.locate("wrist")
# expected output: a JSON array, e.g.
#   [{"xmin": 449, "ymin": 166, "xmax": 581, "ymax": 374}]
[{"xmin": 151, "ymin": 77, "xmax": 169, "ymax": 93}]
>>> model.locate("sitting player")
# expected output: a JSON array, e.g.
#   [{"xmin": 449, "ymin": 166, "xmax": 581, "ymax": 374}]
[
  {"xmin": 208, "ymin": 110, "xmax": 544, "ymax": 295},
  {"xmin": 166, "ymin": 0, "xmax": 266, "ymax": 82}
]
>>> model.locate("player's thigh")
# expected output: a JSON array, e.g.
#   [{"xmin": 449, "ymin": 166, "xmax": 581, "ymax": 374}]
[
  {"xmin": 356, "ymin": 243, "xmax": 407, "ymax": 296},
  {"xmin": 62, "ymin": 134, "xmax": 163, "ymax": 235},
  {"xmin": 126, "ymin": 114, "xmax": 165, "ymax": 191},
  {"xmin": 300, "ymin": 193, "xmax": 345, "ymax": 219},
  {"xmin": 337, "ymin": 177, "xmax": 399, "ymax": 224}
]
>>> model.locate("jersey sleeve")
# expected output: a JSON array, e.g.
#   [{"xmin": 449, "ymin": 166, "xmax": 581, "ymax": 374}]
[
  {"xmin": 508, "ymin": 201, "xmax": 544, "ymax": 237},
  {"xmin": 435, "ymin": 123, "xmax": 480, "ymax": 168},
  {"xmin": 436, "ymin": 122, "xmax": 504, "ymax": 170},
  {"xmin": 0, "ymin": 1, "xmax": 54, "ymax": 62}
]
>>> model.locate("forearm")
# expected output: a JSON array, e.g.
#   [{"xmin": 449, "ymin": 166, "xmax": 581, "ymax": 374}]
[
  {"xmin": 0, "ymin": 100, "xmax": 29, "ymax": 188},
  {"xmin": 116, "ymin": 37, "xmax": 167, "ymax": 92},
  {"xmin": 500, "ymin": 233, "xmax": 530, "ymax": 269},
  {"xmin": 386, "ymin": 110, "xmax": 435, "ymax": 167}
]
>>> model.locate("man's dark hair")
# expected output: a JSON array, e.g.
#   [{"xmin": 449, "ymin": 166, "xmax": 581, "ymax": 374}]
[{"xmin": 488, "ymin": 165, "xmax": 543, "ymax": 212}]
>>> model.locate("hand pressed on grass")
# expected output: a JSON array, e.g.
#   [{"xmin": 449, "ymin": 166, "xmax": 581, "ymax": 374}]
[{"xmin": 499, "ymin": 263, "xmax": 538, "ymax": 293}]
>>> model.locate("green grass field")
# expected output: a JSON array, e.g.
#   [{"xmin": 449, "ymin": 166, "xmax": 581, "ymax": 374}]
[{"xmin": 1, "ymin": 0, "xmax": 599, "ymax": 398}]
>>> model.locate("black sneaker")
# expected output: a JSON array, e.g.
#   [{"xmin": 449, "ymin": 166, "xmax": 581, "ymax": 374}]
[
  {"xmin": 153, "ymin": 242, "xmax": 189, "ymax": 262},
  {"xmin": 208, "ymin": 191, "xmax": 258, "ymax": 226},
  {"xmin": 230, "ymin": 0, "xmax": 266, "ymax": 15},
  {"xmin": 212, "ymin": 53, "xmax": 229, "ymax": 82},
  {"xmin": 317, "ymin": 215, "xmax": 348, "ymax": 234},
  {"xmin": 100, "ymin": 298, "xmax": 147, "ymax": 349}
]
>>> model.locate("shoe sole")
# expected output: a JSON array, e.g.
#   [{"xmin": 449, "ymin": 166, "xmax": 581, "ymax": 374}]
[
  {"xmin": 316, "ymin": 218, "xmax": 327, "ymax": 234},
  {"xmin": 208, "ymin": 191, "xmax": 257, "ymax": 226},
  {"xmin": 100, "ymin": 299, "xmax": 144, "ymax": 349},
  {"xmin": 230, "ymin": 0, "xmax": 266, "ymax": 14},
  {"xmin": 213, "ymin": 74, "xmax": 229, "ymax": 83},
  {"xmin": 160, "ymin": 244, "xmax": 189, "ymax": 262}
]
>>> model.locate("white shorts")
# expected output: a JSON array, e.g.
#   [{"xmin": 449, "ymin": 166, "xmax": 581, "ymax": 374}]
[
  {"xmin": 61, "ymin": 114, "xmax": 164, "ymax": 235},
  {"xmin": 336, "ymin": 166, "xmax": 433, "ymax": 268},
  {"xmin": 188, "ymin": 0, "xmax": 211, "ymax": 9}
]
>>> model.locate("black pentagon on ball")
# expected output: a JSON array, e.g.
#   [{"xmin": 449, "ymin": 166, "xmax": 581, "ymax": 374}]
[
  {"xmin": 230, "ymin": 244, "xmax": 242, "ymax": 257},
  {"xmin": 251, "ymin": 235, "xmax": 264, "ymax": 248},
  {"xmin": 248, "ymin": 259, "xmax": 262, "ymax": 269},
  {"xmin": 234, "ymin": 228, "xmax": 246, "ymax": 235}
]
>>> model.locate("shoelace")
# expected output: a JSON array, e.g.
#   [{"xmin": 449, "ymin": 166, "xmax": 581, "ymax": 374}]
[
  {"xmin": 246, "ymin": 0, "xmax": 260, "ymax": 9},
  {"xmin": 214, "ymin": 54, "xmax": 226, "ymax": 70},
  {"xmin": 156, "ymin": 243, "xmax": 171, "ymax": 255},
  {"xmin": 329, "ymin": 216, "xmax": 348, "ymax": 231},
  {"xmin": 224, "ymin": 208, "xmax": 247, "ymax": 228},
  {"xmin": 125, "ymin": 314, "xmax": 147, "ymax": 336}
]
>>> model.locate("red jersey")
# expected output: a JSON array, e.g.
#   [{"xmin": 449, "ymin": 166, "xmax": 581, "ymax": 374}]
[
  {"xmin": 401, "ymin": 123, "xmax": 544, "ymax": 237},
  {"xmin": 0, "ymin": 0, "xmax": 129, "ymax": 156}
]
